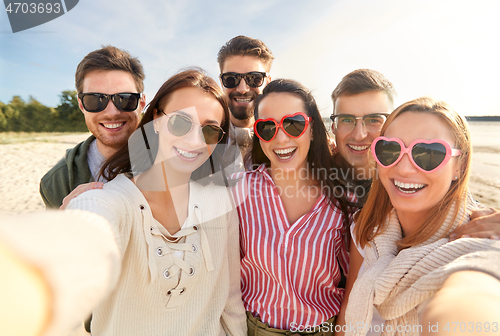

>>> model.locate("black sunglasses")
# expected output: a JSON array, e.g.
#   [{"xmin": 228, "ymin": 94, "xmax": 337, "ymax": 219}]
[
  {"xmin": 220, "ymin": 72, "xmax": 267, "ymax": 88},
  {"xmin": 160, "ymin": 111, "xmax": 225, "ymax": 145},
  {"xmin": 78, "ymin": 92, "xmax": 142, "ymax": 113}
]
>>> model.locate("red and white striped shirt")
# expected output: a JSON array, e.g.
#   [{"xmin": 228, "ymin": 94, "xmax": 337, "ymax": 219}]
[{"xmin": 232, "ymin": 164, "xmax": 351, "ymax": 330}]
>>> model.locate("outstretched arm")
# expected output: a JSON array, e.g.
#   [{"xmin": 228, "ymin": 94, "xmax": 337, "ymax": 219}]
[
  {"xmin": 420, "ymin": 270, "xmax": 500, "ymax": 335},
  {"xmin": 0, "ymin": 241, "xmax": 51, "ymax": 336},
  {"xmin": 0, "ymin": 210, "xmax": 120, "ymax": 336}
]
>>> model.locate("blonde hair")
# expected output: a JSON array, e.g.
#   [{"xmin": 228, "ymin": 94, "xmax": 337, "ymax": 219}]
[{"xmin": 354, "ymin": 97, "xmax": 472, "ymax": 249}]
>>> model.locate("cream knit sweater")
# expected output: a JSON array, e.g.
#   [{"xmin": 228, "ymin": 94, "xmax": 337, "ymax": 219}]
[
  {"xmin": 345, "ymin": 198, "xmax": 500, "ymax": 336},
  {"xmin": 0, "ymin": 174, "xmax": 247, "ymax": 336}
]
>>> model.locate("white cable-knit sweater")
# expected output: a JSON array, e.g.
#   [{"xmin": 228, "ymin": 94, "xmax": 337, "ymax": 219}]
[
  {"xmin": 1, "ymin": 174, "xmax": 247, "ymax": 336},
  {"xmin": 345, "ymin": 199, "xmax": 500, "ymax": 336}
]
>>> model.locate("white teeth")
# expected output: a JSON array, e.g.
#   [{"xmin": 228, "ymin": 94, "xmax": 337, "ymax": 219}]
[
  {"xmin": 393, "ymin": 180, "xmax": 425, "ymax": 193},
  {"xmin": 235, "ymin": 97, "xmax": 252, "ymax": 102},
  {"xmin": 273, "ymin": 147, "xmax": 296, "ymax": 160},
  {"xmin": 348, "ymin": 144, "xmax": 369, "ymax": 151},
  {"xmin": 103, "ymin": 123, "xmax": 124, "ymax": 129},
  {"xmin": 176, "ymin": 147, "xmax": 199, "ymax": 158},
  {"xmin": 274, "ymin": 148, "xmax": 295, "ymax": 155}
]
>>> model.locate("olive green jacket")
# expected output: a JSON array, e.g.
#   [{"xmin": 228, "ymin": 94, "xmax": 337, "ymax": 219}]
[{"xmin": 39, "ymin": 135, "xmax": 95, "ymax": 208}]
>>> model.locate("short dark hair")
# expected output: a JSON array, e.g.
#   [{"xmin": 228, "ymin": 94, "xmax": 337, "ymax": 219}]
[
  {"xmin": 217, "ymin": 35, "xmax": 274, "ymax": 73},
  {"xmin": 331, "ymin": 69, "xmax": 395, "ymax": 111},
  {"xmin": 75, "ymin": 45, "xmax": 145, "ymax": 93}
]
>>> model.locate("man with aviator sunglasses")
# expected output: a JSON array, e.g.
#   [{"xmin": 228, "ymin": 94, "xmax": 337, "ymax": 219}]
[
  {"xmin": 217, "ymin": 36, "xmax": 273, "ymax": 157},
  {"xmin": 40, "ymin": 46, "xmax": 146, "ymax": 210}
]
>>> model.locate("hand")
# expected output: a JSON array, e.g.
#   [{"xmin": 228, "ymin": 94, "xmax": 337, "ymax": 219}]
[
  {"xmin": 0, "ymin": 241, "xmax": 51, "ymax": 336},
  {"xmin": 60, "ymin": 182, "xmax": 104, "ymax": 210},
  {"xmin": 449, "ymin": 207, "xmax": 500, "ymax": 240}
]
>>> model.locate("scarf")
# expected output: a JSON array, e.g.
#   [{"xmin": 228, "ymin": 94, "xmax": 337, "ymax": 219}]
[{"xmin": 345, "ymin": 195, "xmax": 500, "ymax": 335}]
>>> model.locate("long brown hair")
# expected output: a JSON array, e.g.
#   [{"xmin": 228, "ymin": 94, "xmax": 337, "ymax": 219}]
[
  {"xmin": 100, "ymin": 68, "xmax": 230, "ymax": 185},
  {"xmin": 354, "ymin": 97, "xmax": 472, "ymax": 249}
]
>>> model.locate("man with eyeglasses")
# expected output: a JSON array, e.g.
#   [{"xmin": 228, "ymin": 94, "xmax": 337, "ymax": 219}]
[
  {"xmin": 40, "ymin": 46, "xmax": 146, "ymax": 209},
  {"xmin": 217, "ymin": 35, "xmax": 273, "ymax": 156},
  {"xmin": 329, "ymin": 69, "xmax": 395, "ymax": 198}
]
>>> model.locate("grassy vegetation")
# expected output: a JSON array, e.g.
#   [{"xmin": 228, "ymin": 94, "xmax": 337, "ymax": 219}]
[{"xmin": 0, "ymin": 132, "xmax": 89, "ymax": 144}]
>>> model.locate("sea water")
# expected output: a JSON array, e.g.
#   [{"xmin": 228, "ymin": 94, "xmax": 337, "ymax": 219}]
[{"xmin": 469, "ymin": 121, "xmax": 500, "ymax": 188}]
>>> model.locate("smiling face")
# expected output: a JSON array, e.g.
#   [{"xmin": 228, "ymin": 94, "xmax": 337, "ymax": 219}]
[
  {"xmin": 257, "ymin": 92, "xmax": 311, "ymax": 174},
  {"xmin": 154, "ymin": 87, "xmax": 224, "ymax": 177},
  {"xmin": 377, "ymin": 111, "xmax": 460, "ymax": 234},
  {"xmin": 333, "ymin": 90, "xmax": 392, "ymax": 178},
  {"xmin": 220, "ymin": 55, "xmax": 270, "ymax": 128},
  {"xmin": 79, "ymin": 70, "xmax": 146, "ymax": 158}
]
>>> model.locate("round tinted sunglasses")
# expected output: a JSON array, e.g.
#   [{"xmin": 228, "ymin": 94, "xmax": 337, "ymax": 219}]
[
  {"xmin": 254, "ymin": 112, "xmax": 312, "ymax": 142},
  {"xmin": 160, "ymin": 111, "xmax": 225, "ymax": 145},
  {"xmin": 78, "ymin": 92, "xmax": 142, "ymax": 113},
  {"xmin": 220, "ymin": 71, "xmax": 267, "ymax": 88},
  {"xmin": 371, "ymin": 137, "xmax": 461, "ymax": 173}
]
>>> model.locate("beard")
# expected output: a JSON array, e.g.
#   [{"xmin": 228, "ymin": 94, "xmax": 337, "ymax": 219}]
[{"xmin": 228, "ymin": 91, "xmax": 258, "ymax": 121}]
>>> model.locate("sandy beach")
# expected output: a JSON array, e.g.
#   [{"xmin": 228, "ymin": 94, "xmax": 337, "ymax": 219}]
[
  {"xmin": 0, "ymin": 132, "xmax": 499, "ymax": 215},
  {"xmin": 0, "ymin": 133, "xmax": 91, "ymax": 214}
]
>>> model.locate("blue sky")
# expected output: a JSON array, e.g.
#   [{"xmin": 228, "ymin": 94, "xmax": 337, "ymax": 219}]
[{"xmin": 1, "ymin": 0, "xmax": 499, "ymax": 116}]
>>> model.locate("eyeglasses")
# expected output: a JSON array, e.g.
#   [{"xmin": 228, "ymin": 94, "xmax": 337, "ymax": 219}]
[
  {"xmin": 330, "ymin": 113, "xmax": 389, "ymax": 133},
  {"xmin": 160, "ymin": 111, "xmax": 225, "ymax": 145},
  {"xmin": 254, "ymin": 112, "xmax": 312, "ymax": 142},
  {"xmin": 78, "ymin": 92, "xmax": 142, "ymax": 113},
  {"xmin": 220, "ymin": 72, "xmax": 267, "ymax": 88},
  {"xmin": 371, "ymin": 137, "xmax": 461, "ymax": 173}
]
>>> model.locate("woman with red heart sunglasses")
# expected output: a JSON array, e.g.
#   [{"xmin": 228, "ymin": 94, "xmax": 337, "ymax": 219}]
[
  {"xmin": 337, "ymin": 97, "xmax": 500, "ymax": 335},
  {"xmin": 231, "ymin": 79, "xmax": 358, "ymax": 335}
]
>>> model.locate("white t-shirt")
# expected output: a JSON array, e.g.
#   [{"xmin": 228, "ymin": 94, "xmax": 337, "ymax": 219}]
[{"xmin": 87, "ymin": 139, "xmax": 107, "ymax": 182}]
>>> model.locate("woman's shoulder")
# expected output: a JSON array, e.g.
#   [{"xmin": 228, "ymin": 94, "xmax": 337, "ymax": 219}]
[{"xmin": 69, "ymin": 174, "xmax": 144, "ymax": 213}]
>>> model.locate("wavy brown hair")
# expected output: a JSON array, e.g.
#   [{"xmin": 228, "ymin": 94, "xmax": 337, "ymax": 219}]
[
  {"xmin": 100, "ymin": 68, "xmax": 230, "ymax": 185},
  {"xmin": 217, "ymin": 35, "xmax": 274, "ymax": 73},
  {"xmin": 354, "ymin": 97, "xmax": 472, "ymax": 249}
]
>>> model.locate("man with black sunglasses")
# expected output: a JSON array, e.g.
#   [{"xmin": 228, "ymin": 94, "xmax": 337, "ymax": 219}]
[
  {"xmin": 217, "ymin": 36, "xmax": 273, "ymax": 156},
  {"xmin": 40, "ymin": 46, "xmax": 146, "ymax": 209}
]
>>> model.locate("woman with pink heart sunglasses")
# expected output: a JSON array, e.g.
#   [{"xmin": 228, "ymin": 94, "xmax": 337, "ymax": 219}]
[{"xmin": 336, "ymin": 97, "xmax": 500, "ymax": 335}]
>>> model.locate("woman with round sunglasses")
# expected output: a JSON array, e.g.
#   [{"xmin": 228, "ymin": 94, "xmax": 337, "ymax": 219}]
[
  {"xmin": 336, "ymin": 97, "xmax": 500, "ymax": 336},
  {"xmin": 0, "ymin": 69, "xmax": 247, "ymax": 336},
  {"xmin": 231, "ymin": 79, "xmax": 357, "ymax": 335}
]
